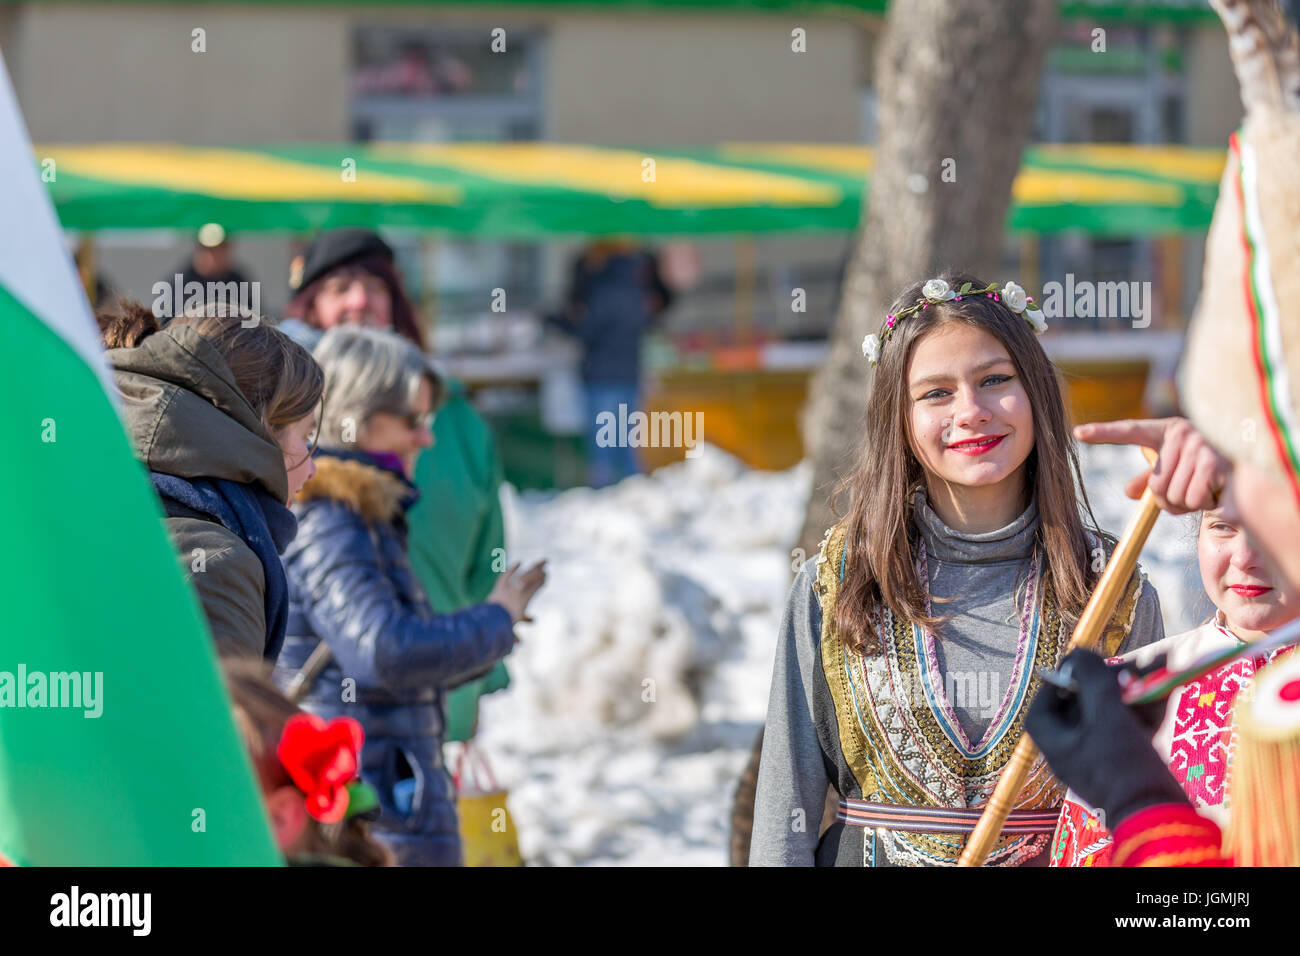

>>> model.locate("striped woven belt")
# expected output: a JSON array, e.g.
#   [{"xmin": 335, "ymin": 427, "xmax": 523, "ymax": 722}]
[{"xmin": 836, "ymin": 799, "xmax": 1060, "ymax": 835}]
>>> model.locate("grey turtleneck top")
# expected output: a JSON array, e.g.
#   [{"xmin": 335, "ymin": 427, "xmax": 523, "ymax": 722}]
[
  {"xmin": 914, "ymin": 489, "xmax": 1049, "ymax": 745},
  {"xmin": 749, "ymin": 492, "xmax": 1166, "ymax": 866}
]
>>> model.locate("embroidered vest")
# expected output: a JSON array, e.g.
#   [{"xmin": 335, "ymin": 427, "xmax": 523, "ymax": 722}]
[{"xmin": 815, "ymin": 521, "xmax": 1144, "ymax": 866}]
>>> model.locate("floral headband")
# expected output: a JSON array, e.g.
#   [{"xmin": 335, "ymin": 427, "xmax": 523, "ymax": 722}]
[
  {"xmin": 861, "ymin": 278, "xmax": 1048, "ymax": 367},
  {"xmin": 276, "ymin": 713, "xmax": 378, "ymax": 823}
]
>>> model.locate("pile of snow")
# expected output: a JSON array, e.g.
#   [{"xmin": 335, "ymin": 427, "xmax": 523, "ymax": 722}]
[
  {"xmin": 1076, "ymin": 441, "xmax": 1209, "ymax": 635},
  {"xmin": 476, "ymin": 441, "xmax": 1202, "ymax": 866},
  {"xmin": 479, "ymin": 445, "xmax": 807, "ymax": 865}
]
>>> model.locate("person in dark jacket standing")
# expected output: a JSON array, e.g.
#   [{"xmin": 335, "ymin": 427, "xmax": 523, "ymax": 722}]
[
  {"xmin": 274, "ymin": 326, "xmax": 545, "ymax": 867},
  {"xmin": 552, "ymin": 240, "xmax": 674, "ymax": 488},
  {"xmin": 101, "ymin": 301, "xmax": 323, "ymax": 661},
  {"xmin": 156, "ymin": 223, "xmax": 254, "ymax": 320}
]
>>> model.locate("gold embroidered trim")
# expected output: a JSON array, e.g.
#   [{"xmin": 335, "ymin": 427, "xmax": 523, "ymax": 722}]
[{"xmin": 815, "ymin": 520, "xmax": 1147, "ymax": 866}]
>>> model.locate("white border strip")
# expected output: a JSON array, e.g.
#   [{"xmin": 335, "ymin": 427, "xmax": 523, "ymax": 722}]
[
  {"xmin": 1239, "ymin": 137, "xmax": 1300, "ymax": 461},
  {"xmin": 0, "ymin": 50, "xmax": 111, "ymax": 393}
]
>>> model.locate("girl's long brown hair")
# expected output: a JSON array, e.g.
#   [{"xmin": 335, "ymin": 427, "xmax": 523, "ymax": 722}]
[
  {"xmin": 99, "ymin": 299, "xmax": 324, "ymax": 439},
  {"xmin": 222, "ymin": 658, "xmax": 393, "ymax": 867},
  {"xmin": 831, "ymin": 272, "xmax": 1113, "ymax": 654}
]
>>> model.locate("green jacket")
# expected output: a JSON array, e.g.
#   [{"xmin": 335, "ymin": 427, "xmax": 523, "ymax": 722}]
[
  {"xmin": 407, "ymin": 380, "xmax": 510, "ymax": 742},
  {"xmin": 110, "ymin": 326, "xmax": 289, "ymax": 659}
]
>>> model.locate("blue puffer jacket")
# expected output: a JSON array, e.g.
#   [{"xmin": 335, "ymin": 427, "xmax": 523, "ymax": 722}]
[{"xmin": 273, "ymin": 450, "xmax": 515, "ymax": 866}]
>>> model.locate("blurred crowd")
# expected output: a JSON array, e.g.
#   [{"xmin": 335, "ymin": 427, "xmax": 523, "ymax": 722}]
[{"xmin": 97, "ymin": 227, "xmax": 550, "ymax": 866}]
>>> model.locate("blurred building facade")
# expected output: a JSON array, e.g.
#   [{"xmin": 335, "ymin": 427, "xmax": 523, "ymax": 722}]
[
  {"xmin": 0, "ymin": 2, "xmax": 1242, "ymax": 325},
  {"xmin": 0, "ymin": 1, "xmax": 1249, "ymax": 479}
]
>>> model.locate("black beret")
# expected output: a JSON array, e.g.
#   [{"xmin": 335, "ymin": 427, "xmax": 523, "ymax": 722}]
[{"xmin": 289, "ymin": 228, "xmax": 394, "ymax": 295}]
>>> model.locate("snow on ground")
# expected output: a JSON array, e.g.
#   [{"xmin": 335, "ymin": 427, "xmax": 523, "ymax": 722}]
[
  {"xmin": 1077, "ymin": 441, "xmax": 1210, "ymax": 636},
  {"xmin": 474, "ymin": 441, "xmax": 1205, "ymax": 866}
]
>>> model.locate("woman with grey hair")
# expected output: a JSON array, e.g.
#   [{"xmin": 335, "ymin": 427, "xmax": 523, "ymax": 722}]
[{"xmin": 273, "ymin": 326, "xmax": 545, "ymax": 866}]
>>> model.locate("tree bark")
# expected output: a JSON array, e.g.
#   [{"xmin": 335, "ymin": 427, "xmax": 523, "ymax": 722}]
[{"xmin": 798, "ymin": 0, "xmax": 1058, "ymax": 553}]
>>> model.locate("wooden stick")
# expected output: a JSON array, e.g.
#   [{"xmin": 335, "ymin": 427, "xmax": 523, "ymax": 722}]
[{"xmin": 957, "ymin": 447, "xmax": 1162, "ymax": 867}]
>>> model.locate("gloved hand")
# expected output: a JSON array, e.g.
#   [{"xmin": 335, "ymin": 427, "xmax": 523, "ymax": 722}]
[
  {"xmin": 1027, "ymin": 649, "xmax": 1188, "ymax": 828},
  {"xmin": 1110, "ymin": 652, "xmax": 1169, "ymax": 734}
]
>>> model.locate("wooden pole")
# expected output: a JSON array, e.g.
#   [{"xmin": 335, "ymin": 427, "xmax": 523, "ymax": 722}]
[
  {"xmin": 76, "ymin": 234, "xmax": 97, "ymax": 307},
  {"xmin": 422, "ymin": 236, "xmax": 438, "ymax": 347},
  {"xmin": 735, "ymin": 237, "xmax": 756, "ymax": 345},
  {"xmin": 1019, "ymin": 232, "xmax": 1039, "ymax": 301},
  {"xmin": 957, "ymin": 446, "xmax": 1162, "ymax": 867}
]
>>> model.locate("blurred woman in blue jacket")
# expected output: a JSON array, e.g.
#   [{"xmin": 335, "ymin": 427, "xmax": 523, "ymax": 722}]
[{"xmin": 274, "ymin": 326, "xmax": 545, "ymax": 866}]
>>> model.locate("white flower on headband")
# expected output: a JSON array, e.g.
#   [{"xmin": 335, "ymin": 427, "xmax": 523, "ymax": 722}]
[
  {"xmin": 862, "ymin": 333, "xmax": 882, "ymax": 365},
  {"xmin": 1001, "ymin": 282, "xmax": 1028, "ymax": 313},
  {"xmin": 998, "ymin": 281, "xmax": 1047, "ymax": 333},
  {"xmin": 864, "ymin": 277, "xmax": 1045, "ymax": 370},
  {"xmin": 922, "ymin": 278, "xmax": 956, "ymax": 302}
]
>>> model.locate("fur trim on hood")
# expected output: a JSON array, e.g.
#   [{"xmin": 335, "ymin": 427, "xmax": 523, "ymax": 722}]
[{"xmin": 296, "ymin": 455, "xmax": 409, "ymax": 523}]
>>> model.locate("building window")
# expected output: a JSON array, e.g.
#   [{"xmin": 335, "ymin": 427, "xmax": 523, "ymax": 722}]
[
  {"xmin": 350, "ymin": 26, "xmax": 546, "ymax": 342},
  {"xmin": 1032, "ymin": 21, "xmax": 1189, "ymax": 331}
]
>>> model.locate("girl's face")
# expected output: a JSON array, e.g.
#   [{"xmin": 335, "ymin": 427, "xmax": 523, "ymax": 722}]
[
  {"xmin": 265, "ymin": 785, "xmax": 310, "ymax": 855},
  {"xmin": 1199, "ymin": 486, "xmax": 1298, "ymax": 635},
  {"xmin": 1228, "ymin": 458, "xmax": 1300, "ymax": 596},
  {"xmin": 907, "ymin": 322, "xmax": 1035, "ymax": 497},
  {"xmin": 278, "ymin": 412, "xmax": 319, "ymax": 502}
]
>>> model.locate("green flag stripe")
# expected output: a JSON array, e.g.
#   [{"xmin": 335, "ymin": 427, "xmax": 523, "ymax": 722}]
[{"xmin": 0, "ymin": 285, "xmax": 280, "ymax": 866}]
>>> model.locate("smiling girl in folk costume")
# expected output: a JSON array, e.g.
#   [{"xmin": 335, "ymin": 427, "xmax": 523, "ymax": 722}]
[
  {"xmin": 750, "ymin": 274, "xmax": 1167, "ymax": 867},
  {"xmin": 1050, "ymin": 495, "xmax": 1299, "ymax": 866}
]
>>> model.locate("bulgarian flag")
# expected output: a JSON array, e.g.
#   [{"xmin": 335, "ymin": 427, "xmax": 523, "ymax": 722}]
[{"xmin": 0, "ymin": 52, "xmax": 280, "ymax": 865}]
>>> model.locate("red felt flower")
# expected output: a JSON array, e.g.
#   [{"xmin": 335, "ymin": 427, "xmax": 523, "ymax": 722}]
[{"xmin": 276, "ymin": 714, "xmax": 365, "ymax": 824}]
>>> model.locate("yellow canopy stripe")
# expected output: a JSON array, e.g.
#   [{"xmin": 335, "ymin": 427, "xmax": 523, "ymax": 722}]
[
  {"xmin": 40, "ymin": 145, "xmax": 461, "ymax": 204},
  {"xmin": 720, "ymin": 142, "xmax": 1208, "ymax": 206},
  {"xmin": 1032, "ymin": 144, "xmax": 1226, "ymax": 182},
  {"xmin": 369, "ymin": 142, "xmax": 842, "ymax": 208},
  {"xmin": 718, "ymin": 143, "xmax": 878, "ymax": 176},
  {"xmin": 1012, "ymin": 167, "xmax": 1183, "ymax": 206}
]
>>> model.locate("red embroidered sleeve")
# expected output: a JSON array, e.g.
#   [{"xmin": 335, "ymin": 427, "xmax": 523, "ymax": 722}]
[{"xmin": 1110, "ymin": 803, "xmax": 1231, "ymax": 867}]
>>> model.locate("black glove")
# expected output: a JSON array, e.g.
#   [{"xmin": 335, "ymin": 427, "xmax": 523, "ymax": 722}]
[
  {"xmin": 1109, "ymin": 652, "xmax": 1169, "ymax": 734},
  {"xmin": 1026, "ymin": 649, "xmax": 1188, "ymax": 829}
]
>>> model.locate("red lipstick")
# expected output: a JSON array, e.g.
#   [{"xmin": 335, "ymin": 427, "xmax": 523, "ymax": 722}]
[
  {"xmin": 1229, "ymin": 585, "xmax": 1272, "ymax": 598},
  {"xmin": 947, "ymin": 434, "xmax": 1006, "ymax": 456}
]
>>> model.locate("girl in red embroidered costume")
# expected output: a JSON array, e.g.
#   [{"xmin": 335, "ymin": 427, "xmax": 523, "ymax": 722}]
[
  {"xmin": 1026, "ymin": 0, "xmax": 1300, "ymax": 869},
  {"xmin": 1049, "ymin": 496, "xmax": 1299, "ymax": 865}
]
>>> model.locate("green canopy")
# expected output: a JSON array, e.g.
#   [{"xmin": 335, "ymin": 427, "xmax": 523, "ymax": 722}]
[{"xmin": 39, "ymin": 141, "xmax": 1226, "ymax": 238}]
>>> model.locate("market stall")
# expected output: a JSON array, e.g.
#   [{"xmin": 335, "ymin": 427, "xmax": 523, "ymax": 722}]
[{"xmin": 41, "ymin": 141, "xmax": 1225, "ymax": 477}]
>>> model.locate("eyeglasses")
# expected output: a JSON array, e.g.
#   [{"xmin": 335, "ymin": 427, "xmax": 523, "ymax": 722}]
[{"xmin": 389, "ymin": 409, "xmax": 435, "ymax": 432}]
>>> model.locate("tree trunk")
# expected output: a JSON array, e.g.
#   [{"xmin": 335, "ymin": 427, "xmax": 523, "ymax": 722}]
[{"xmin": 798, "ymin": 0, "xmax": 1058, "ymax": 553}]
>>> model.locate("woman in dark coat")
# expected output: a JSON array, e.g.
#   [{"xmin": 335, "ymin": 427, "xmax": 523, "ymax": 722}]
[
  {"xmin": 274, "ymin": 326, "xmax": 544, "ymax": 866},
  {"xmin": 102, "ymin": 302, "xmax": 323, "ymax": 661}
]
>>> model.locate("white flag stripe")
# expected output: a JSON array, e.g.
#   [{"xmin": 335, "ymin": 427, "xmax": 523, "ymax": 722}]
[{"xmin": 0, "ymin": 50, "xmax": 108, "ymax": 388}]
